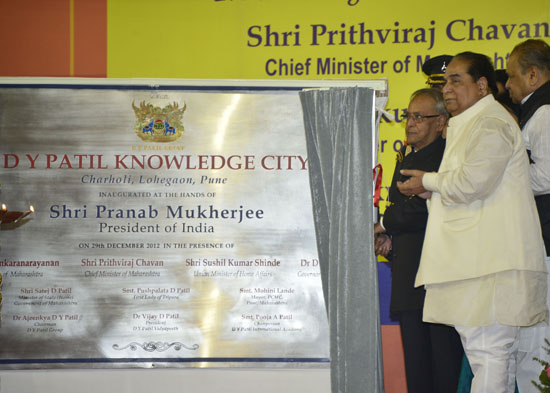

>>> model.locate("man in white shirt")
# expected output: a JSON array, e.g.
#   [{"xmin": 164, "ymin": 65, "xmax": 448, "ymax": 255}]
[
  {"xmin": 397, "ymin": 52, "xmax": 547, "ymax": 393},
  {"xmin": 506, "ymin": 38, "xmax": 550, "ymax": 393}
]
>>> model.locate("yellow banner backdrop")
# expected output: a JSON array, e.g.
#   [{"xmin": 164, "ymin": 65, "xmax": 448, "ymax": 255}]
[{"xmin": 108, "ymin": 0, "xmax": 550, "ymax": 213}]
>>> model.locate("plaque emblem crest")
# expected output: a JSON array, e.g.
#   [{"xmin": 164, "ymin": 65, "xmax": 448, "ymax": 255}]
[{"xmin": 132, "ymin": 100, "xmax": 186, "ymax": 142}]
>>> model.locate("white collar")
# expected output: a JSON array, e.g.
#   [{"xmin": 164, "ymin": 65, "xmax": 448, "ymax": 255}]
[{"xmin": 521, "ymin": 91, "xmax": 534, "ymax": 105}]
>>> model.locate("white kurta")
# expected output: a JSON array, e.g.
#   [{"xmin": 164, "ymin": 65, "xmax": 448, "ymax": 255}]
[
  {"xmin": 516, "ymin": 99, "xmax": 550, "ymax": 393},
  {"xmin": 416, "ymin": 95, "xmax": 547, "ymax": 327},
  {"xmin": 522, "ymin": 104, "xmax": 550, "ymax": 196}
]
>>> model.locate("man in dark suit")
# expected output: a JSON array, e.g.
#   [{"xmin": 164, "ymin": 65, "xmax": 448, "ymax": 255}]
[{"xmin": 375, "ymin": 88, "xmax": 464, "ymax": 393}]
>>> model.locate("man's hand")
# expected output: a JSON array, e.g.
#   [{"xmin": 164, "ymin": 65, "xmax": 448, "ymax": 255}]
[
  {"xmin": 375, "ymin": 234, "xmax": 392, "ymax": 257},
  {"xmin": 374, "ymin": 223, "xmax": 391, "ymax": 257},
  {"xmin": 397, "ymin": 169, "xmax": 428, "ymax": 197},
  {"xmin": 374, "ymin": 222, "xmax": 385, "ymax": 235}
]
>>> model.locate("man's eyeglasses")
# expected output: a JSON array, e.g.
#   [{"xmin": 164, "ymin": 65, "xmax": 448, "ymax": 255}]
[{"xmin": 401, "ymin": 113, "xmax": 440, "ymax": 123}]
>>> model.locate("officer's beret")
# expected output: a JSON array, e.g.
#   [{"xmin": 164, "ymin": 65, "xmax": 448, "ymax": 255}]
[{"xmin": 422, "ymin": 55, "xmax": 453, "ymax": 87}]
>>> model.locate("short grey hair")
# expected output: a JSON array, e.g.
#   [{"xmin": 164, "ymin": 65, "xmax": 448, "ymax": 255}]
[
  {"xmin": 410, "ymin": 88, "xmax": 449, "ymax": 118},
  {"xmin": 511, "ymin": 39, "xmax": 550, "ymax": 75}
]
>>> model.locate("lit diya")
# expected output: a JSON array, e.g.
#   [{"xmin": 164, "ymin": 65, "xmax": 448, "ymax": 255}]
[{"xmin": 0, "ymin": 204, "xmax": 34, "ymax": 224}]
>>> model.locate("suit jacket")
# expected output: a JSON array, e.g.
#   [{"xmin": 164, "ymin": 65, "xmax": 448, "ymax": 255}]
[{"xmin": 383, "ymin": 136, "xmax": 445, "ymax": 313}]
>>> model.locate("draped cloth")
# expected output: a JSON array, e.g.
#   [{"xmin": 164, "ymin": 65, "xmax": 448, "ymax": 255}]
[{"xmin": 299, "ymin": 87, "xmax": 385, "ymax": 393}]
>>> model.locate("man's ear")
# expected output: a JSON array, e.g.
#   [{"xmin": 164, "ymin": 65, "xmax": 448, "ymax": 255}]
[
  {"xmin": 436, "ymin": 115, "xmax": 447, "ymax": 132},
  {"xmin": 477, "ymin": 77, "xmax": 489, "ymax": 95},
  {"xmin": 527, "ymin": 66, "xmax": 540, "ymax": 86}
]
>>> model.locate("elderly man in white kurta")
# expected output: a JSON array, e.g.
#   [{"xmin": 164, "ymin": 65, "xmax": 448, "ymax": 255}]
[
  {"xmin": 506, "ymin": 38, "xmax": 550, "ymax": 393},
  {"xmin": 397, "ymin": 52, "xmax": 547, "ymax": 393}
]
